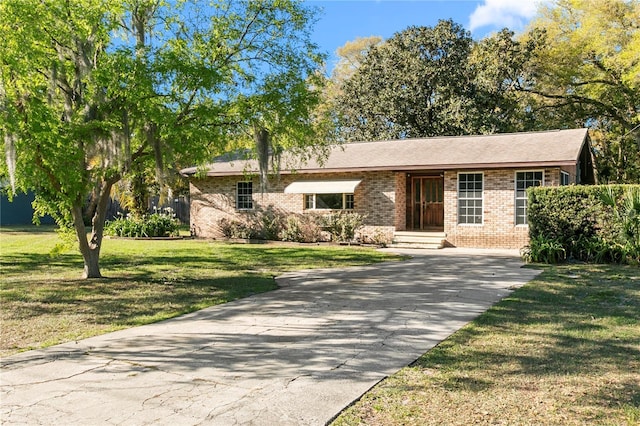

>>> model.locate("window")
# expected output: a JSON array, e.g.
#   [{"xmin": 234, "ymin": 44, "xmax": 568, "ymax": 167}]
[
  {"xmin": 515, "ymin": 171, "xmax": 543, "ymax": 225},
  {"xmin": 304, "ymin": 193, "xmax": 354, "ymax": 210},
  {"xmin": 236, "ymin": 182, "xmax": 253, "ymax": 210},
  {"xmin": 458, "ymin": 173, "xmax": 483, "ymax": 224},
  {"xmin": 561, "ymin": 171, "xmax": 570, "ymax": 186}
]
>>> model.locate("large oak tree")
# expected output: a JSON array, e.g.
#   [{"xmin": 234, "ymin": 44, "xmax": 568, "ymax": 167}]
[{"xmin": 333, "ymin": 20, "xmax": 536, "ymax": 142}]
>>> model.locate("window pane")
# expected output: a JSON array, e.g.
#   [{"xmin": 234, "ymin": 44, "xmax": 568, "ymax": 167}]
[
  {"xmin": 305, "ymin": 193, "xmax": 353, "ymax": 210},
  {"xmin": 236, "ymin": 182, "xmax": 253, "ymax": 210},
  {"xmin": 515, "ymin": 198, "xmax": 527, "ymax": 224},
  {"xmin": 304, "ymin": 194, "xmax": 314, "ymax": 209},
  {"xmin": 345, "ymin": 194, "xmax": 354, "ymax": 209},
  {"xmin": 515, "ymin": 171, "xmax": 543, "ymax": 225},
  {"xmin": 458, "ymin": 173, "xmax": 483, "ymax": 224},
  {"xmin": 316, "ymin": 193, "xmax": 343, "ymax": 209}
]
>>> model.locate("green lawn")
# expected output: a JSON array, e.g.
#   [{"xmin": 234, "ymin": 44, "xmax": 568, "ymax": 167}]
[
  {"xmin": 332, "ymin": 264, "xmax": 640, "ymax": 426},
  {"xmin": 0, "ymin": 226, "xmax": 399, "ymax": 356}
]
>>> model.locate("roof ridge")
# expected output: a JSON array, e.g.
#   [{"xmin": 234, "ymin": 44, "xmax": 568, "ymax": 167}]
[{"xmin": 342, "ymin": 128, "xmax": 586, "ymax": 146}]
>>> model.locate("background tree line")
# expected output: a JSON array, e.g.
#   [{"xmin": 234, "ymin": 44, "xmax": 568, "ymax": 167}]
[{"xmin": 329, "ymin": 0, "xmax": 639, "ymax": 184}]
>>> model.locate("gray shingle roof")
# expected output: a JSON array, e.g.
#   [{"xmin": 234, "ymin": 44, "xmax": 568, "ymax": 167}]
[{"xmin": 181, "ymin": 128, "xmax": 589, "ymax": 176}]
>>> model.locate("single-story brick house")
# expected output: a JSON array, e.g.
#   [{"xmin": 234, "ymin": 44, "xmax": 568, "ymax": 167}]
[{"xmin": 181, "ymin": 128, "xmax": 595, "ymax": 249}]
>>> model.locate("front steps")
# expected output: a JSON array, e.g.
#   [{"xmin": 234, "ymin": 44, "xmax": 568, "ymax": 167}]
[{"xmin": 391, "ymin": 231, "xmax": 447, "ymax": 249}]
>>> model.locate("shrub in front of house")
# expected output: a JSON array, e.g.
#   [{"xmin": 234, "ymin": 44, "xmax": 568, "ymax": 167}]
[
  {"xmin": 280, "ymin": 215, "xmax": 322, "ymax": 243},
  {"xmin": 362, "ymin": 228, "xmax": 392, "ymax": 247},
  {"xmin": 258, "ymin": 210, "xmax": 284, "ymax": 241},
  {"xmin": 525, "ymin": 184, "xmax": 640, "ymax": 264},
  {"xmin": 215, "ymin": 211, "xmax": 372, "ymax": 245},
  {"xmin": 217, "ymin": 218, "xmax": 258, "ymax": 239},
  {"xmin": 321, "ymin": 212, "xmax": 365, "ymax": 243},
  {"xmin": 105, "ymin": 212, "xmax": 180, "ymax": 238}
]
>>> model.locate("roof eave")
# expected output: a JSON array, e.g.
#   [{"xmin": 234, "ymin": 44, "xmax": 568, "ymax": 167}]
[{"xmin": 189, "ymin": 160, "xmax": 578, "ymax": 177}]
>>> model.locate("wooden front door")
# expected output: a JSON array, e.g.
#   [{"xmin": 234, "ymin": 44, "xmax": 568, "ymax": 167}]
[{"xmin": 411, "ymin": 176, "xmax": 444, "ymax": 230}]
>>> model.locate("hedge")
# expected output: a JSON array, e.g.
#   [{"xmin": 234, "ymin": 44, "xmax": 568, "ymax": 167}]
[{"xmin": 525, "ymin": 184, "xmax": 640, "ymax": 264}]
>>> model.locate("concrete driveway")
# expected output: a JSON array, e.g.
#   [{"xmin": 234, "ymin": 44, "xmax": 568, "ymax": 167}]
[{"xmin": 1, "ymin": 248, "xmax": 540, "ymax": 425}]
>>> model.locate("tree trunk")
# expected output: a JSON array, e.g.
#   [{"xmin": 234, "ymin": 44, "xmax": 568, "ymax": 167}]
[
  {"xmin": 253, "ymin": 124, "xmax": 270, "ymax": 193},
  {"xmin": 82, "ymin": 244, "xmax": 102, "ymax": 279},
  {"xmin": 71, "ymin": 178, "xmax": 117, "ymax": 279},
  {"xmin": 72, "ymin": 204, "xmax": 102, "ymax": 279}
]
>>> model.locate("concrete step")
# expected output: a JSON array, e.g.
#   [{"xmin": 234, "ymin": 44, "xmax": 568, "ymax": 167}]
[
  {"xmin": 391, "ymin": 231, "xmax": 447, "ymax": 249},
  {"xmin": 391, "ymin": 242, "xmax": 444, "ymax": 250},
  {"xmin": 392, "ymin": 235, "xmax": 446, "ymax": 244}
]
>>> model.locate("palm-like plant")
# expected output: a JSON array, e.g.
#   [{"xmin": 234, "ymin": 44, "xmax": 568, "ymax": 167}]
[{"xmin": 600, "ymin": 186, "xmax": 640, "ymax": 260}]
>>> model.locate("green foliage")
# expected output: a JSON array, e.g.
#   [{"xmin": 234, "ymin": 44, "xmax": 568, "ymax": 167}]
[
  {"xmin": 0, "ymin": 0, "xmax": 325, "ymax": 277},
  {"xmin": 527, "ymin": 185, "xmax": 602, "ymax": 259},
  {"xmin": 331, "ymin": 0, "xmax": 639, "ymax": 183},
  {"xmin": 320, "ymin": 212, "xmax": 365, "ymax": 243},
  {"xmin": 50, "ymin": 226, "xmax": 78, "ymax": 257},
  {"xmin": 522, "ymin": 0, "xmax": 640, "ymax": 183},
  {"xmin": 334, "ymin": 20, "xmax": 536, "ymax": 141},
  {"xmin": 526, "ymin": 185, "xmax": 640, "ymax": 264},
  {"xmin": 600, "ymin": 185, "xmax": 640, "ymax": 260},
  {"xmin": 105, "ymin": 213, "xmax": 179, "ymax": 238},
  {"xmin": 520, "ymin": 235, "xmax": 566, "ymax": 264}
]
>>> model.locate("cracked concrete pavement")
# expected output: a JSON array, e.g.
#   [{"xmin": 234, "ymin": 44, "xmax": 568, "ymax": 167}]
[{"xmin": 1, "ymin": 248, "xmax": 541, "ymax": 425}]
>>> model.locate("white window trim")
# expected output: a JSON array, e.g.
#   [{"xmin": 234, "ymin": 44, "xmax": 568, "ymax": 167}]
[
  {"xmin": 457, "ymin": 172, "xmax": 484, "ymax": 225},
  {"xmin": 514, "ymin": 170, "xmax": 544, "ymax": 226},
  {"xmin": 561, "ymin": 170, "xmax": 570, "ymax": 186},
  {"xmin": 304, "ymin": 193, "xmax": 354, "ymax": 211},
  {"xmin": 236, "ymin": 181, "xmax": 254, "ymax": 211}
]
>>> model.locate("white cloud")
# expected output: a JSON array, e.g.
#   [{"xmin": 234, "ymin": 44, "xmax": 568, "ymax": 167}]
[{"xmin": 469, "ymin": 0, "xmax": 543, "ymax": 34}]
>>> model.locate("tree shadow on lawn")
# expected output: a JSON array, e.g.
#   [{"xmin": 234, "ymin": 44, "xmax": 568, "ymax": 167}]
[
  {"xmin": 2, "ymin": 272, "xmax": 277, "ymax": 324},
  {"xmin": 1, "ymin": 243, "xmax": 394, "ymax": 277},
  {"xmin": 0, "ymin": 252, "xmax": 84, "ymax": 276},
  {"xmin": 0, "ymin": 251, "xmax": 241, "ymax": 277},
  {"xmin": 406, "ymin": 264, "xmax": 640, "ymax": 412}
]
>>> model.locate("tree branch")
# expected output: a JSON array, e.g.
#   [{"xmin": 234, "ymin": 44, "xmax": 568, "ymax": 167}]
[
  {"xmin": 522, "ymin": 87, "xmax": 631, "ymax": 126},
  {"xmin": 34, "ymin": 145, "xmax": 62, "ymax": 193}
]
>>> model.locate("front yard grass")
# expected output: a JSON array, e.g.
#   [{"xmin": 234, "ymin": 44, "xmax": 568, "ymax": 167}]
[
  {"xmin": 333, "ymin": 264, "xmax": 640, "ymax": 426},
  {"xmin": 0, "ymin": 226, "xmax": 398, "ymax": 357}
]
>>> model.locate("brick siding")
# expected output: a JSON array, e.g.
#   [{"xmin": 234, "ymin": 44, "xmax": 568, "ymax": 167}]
[
  {"xmin": 190, "ymin": 167, "xmax": 564, "ymax": 249},
  {"xmin": 190, "ymin": 171, "xmax": 396, "ymax": 241},
  {"xmin": 443, "ymin": 168, "xmax": 561, "ymax": 249}
]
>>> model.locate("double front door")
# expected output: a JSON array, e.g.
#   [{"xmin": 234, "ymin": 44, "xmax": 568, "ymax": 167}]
[{"xmin": 411, "ymin": 176, "xmax": 444, "ymax": 230}]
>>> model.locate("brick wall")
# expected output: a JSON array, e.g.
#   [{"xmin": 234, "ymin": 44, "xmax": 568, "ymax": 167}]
[
  {"xmin": 189, "ymin": 171, "xmax": 397, "ymax": 241},
  {"xmin": 190, "ymin": 167, "xmax": 563, "ymax": 249},
  {"xmin": 443, "ymin": 168, "xmax": 561, "ymax": 249},
  {"xmin": 394, "ymin": 172, "xmax": 407, "ymax": 231}
]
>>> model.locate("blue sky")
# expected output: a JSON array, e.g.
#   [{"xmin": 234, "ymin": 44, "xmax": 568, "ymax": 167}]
[{"xmin": 307, "ymin": 0, "xmax": 543, "ymax": 71}]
